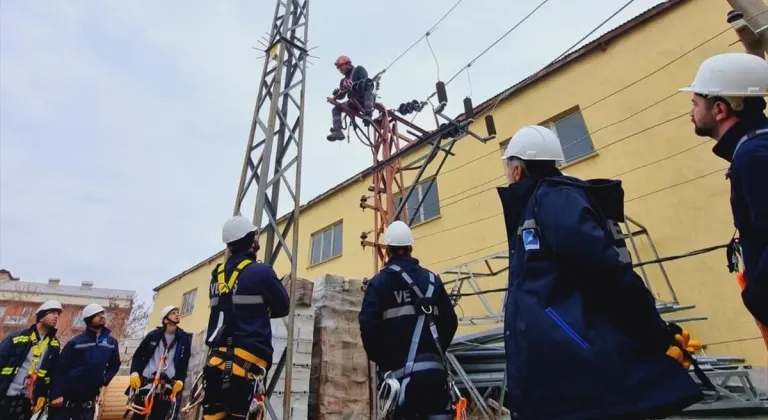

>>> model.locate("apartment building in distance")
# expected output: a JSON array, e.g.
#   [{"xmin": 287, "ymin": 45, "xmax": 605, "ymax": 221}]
[{"xmin": 0, "ymin": 268, "xmax": 136, "ymax": 345}]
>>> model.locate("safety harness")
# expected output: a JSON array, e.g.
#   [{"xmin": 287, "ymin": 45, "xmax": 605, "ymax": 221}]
[
  {"xmin": 377, "ymin": 264, "xmax": 466, "ymax": 420},
  {"xmin": 124, "ymin": 333, "xmax": 179, "ymax": 418},
  {"xmin": 0, "ymin": 330, "xmax": 56, "ymax": 406}
]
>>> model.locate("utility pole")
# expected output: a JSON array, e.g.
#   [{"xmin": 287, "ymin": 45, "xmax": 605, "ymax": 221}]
[
  {"xmin": 728, "ymin": 0, "xmax": 768, "ymax": 57},
  {"xmin": 232, "ymin": 0, "xmax": 309, "ymax": 418}
]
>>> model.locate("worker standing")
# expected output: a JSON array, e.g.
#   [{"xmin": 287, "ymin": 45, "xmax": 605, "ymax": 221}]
[
  {"xmin": 679, "ymin": 52, "xmax": 768, "ymax": 328},
  {"xmin": 126, "ymin": 305, "xmax": 191, "ymax": 420},
  {"xmin": 48, "ymin": 303, "xmax": 121, "ymax": 420},
  {"xmin": 327, "ymin": 55, "xmax": 375, "ymax": 142},
  {"xmin": 0, "ymin": 300, "xmax": 63, "ymax": 420},
  {"xmin": 498, "ymin": 125, "xmax": 704, "ymax": 419},
  {"xmin": 202, "ymin": 215, "xmax": 290, "ymax": 420},
  {"xmin": 359, "ymin": 221, "xmax": 459, "ymax": 419}
]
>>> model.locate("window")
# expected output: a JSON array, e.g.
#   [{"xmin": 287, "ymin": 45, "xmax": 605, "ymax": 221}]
[
  {"xmin": 545, "ymin": 108, "xmax": 594, "ymax": 163},
  {"xmin": 309, "ymin": 222, "xmax": 343, "ymax": 266},
  {"xmin": 181, "ymin": 289, "xmax": 197, "ymax": 316},
  {"xmin": 394, "ymin": 178, "xmax": 441, "ymax": 225},
  {"xmin": 0, "ymin": 306, "xmax": 5, "ymax": 318},
  {"xmin": 21, "ymin": 307, "xmax": 32, "ymax": 318}
]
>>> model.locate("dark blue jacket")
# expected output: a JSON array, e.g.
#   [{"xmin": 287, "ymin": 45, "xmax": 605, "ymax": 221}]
[
  {"xmin": 50, "ymin": 327, "xmax": 121, "ymax": 402},
  {"xmin": 714, "ymin": 116, "xmax": 768, "ymax": 327},
  {"xmin": 0, "ymin": 325, "xmax": 61, "ymax": 399},
  {"xmin": 358, "ymin": 255, "xmax": 458, "ymax": 373},
  {"xmin": 497, "ymin": 176, "xmax": 702, "ymax": 420},
  {"xmin": 129, "ymin": 326, "xmax": 192, "ymax": 382},
  {"xmin": 205, "ymin": 251, "xmax": 290, "ymax": 368}
]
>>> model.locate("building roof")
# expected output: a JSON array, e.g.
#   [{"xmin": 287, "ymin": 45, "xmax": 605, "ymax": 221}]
[
  {"xmin": 154, "ymin": 0, "xmax": 685, "ymax": 292},
  {"xmin": 0, "ymin": 278, "xmax": 135, "ymax": 301}
]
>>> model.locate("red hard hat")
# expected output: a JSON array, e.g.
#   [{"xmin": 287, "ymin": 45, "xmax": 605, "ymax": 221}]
[{"xmin": 334, "ymin": 55, "xmax": 351, "ymax": 67}]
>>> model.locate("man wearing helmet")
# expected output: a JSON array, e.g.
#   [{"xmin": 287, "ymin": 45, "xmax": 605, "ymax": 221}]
[
  {"xmin": 358, "ymin": 221, "xmax": 459, "ymax": 419},
  {"xmin": 681, "ymin": 52, "xmax": 768, "ymax": 328},
  {"xmin": 327, "ymin": 55, "xmax": 375, "ymax": 142},
  {"xmin": 0, "ymin": 300, "xmax": 62, "ymax": 420},
  {"xmin": 497, "ymin": 126, "xmax": 704, "ymax": 419},
  {"xmin": 48, "ymin": 303, "xmax": 121, "ymax": 420},
  {"xmin": 202, "ymin": 215, "xmax": 289, "ymax": 419},
  {"xmin": 125, "ymin": 305, "xmax": 191, "ymax": 420}
]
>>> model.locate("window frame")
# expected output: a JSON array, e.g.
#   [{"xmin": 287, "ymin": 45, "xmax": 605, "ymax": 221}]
[
  {"xmin": 180, "ymin": 288, "xmax": 197, "ymax": 317},
  {"xmin": 394, "ymin": 177, "xmax": 441, "ymax": 226},
  {"xmin": 308, "ymin": 221, "xmax": 344, "ymax": 267},
  {"xmin": 542, "ymin": 106, "xmax": 595, "ymax": 164}
]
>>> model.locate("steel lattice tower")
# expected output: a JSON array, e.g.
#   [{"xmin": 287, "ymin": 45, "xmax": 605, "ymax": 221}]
[{"xmin": 232, "ymin": 0, "xmax": 309, "ymax": 418}]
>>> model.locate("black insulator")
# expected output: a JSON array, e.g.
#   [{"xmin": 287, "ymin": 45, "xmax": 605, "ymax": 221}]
[
  {"xmin": 727, "ymin": 9, "xmax": 744, "ymax": 23},
  {"xmin": 485, "ymin": 115, "xmax": 497, "ymax": 137},
  {"xmin": 436, "ymin": 81, "xmax": 448, "ymax": 104},
  {"xmin": 463, "ymin": 97, "xmax": 474, "ymax": 119}
]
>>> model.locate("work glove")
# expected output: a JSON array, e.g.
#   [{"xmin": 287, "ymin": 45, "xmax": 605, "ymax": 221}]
[
  {"xmin": 130, "ymin": 372, "xmax": 141, "ymax": 390},
  {"xmin": 34, "ymin": 397, "xmax": 46, "ymax": 413},
  {"xmin": 332, "ymin": 88, "xmax": 340, "ymax": 96},
  {"xmin": 665, "ymin": 324, "xmax": 702, "ymax": 370},
  {"xmin": 170, "ymin": 380, "xmax": 184, "ymax": 398}
]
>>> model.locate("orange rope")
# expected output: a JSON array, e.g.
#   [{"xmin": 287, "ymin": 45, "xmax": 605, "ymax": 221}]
[{"xmin": 736, "ymin": 272, "xmax": 768, "ymax": 351}]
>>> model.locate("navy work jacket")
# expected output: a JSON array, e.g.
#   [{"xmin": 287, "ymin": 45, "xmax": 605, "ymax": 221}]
[
  {"xmin": 205, "ymin": 251, "xmax": 290, "ymax": 368},
  {"xmin": 498, "ymin": 175, "xmax": 702, "ymax": 420},
  {"xmin": 50, "ymin": 327, "xmax": 121, "ymax": 402},
  {"xmin": 358, "ymin": 255, "xmax": 458, "ymax": 373},
  {"xmin": 129, "ymin": 326, "xmax": 192, "ymax": 382},
  {"xmin": 714, "ymin": 116, "xmax": 768, "ymax": 327}
]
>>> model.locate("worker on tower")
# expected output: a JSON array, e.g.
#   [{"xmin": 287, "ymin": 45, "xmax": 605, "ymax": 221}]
[
  {"xmin": 126, "ymin": 305, "xmax": 191, "ymax": 420},
  {"xmin": 0, "ymin": 300, "xmax": 62, "ymax": 420},
  {"xmin": 680, "ymin": 52, "xmax": 768, "ymax": 328},
  {"xmin": 48, "ymin": 303, "xmax": 121, "ymax": 420},
  {"xmin": 359, "ymin": 220, "xmax": 459, "ymax": 419},
  {"xmin": 327, "ymin": 55, "xmax": 375, "ymax": 142},
  {"xmin": 202, "ymin": 215, "xmax": 290, "ymax": 419},
  {"xmin": 498, "ymin": 125, "xmax": 705, "ymax": 419}
]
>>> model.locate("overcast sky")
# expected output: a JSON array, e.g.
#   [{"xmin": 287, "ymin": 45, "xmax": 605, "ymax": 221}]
[{"xmin": 0, "ymin": 0, "xmax": 665, "ymax": 303}]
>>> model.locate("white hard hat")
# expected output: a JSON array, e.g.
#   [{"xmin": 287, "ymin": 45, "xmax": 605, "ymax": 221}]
[
  {"xmin": 36, "ymin": 300, "xmax": 63, "ymax": 314},
  {"xmin": 82, "ymin": 303, "xmax": 106, "ymax": 320},
  {"xmin": 679, "ymin": 53, "xmax": 768, "ymax": 97},
  {"xmin": 502, "ymin": 125, "xmax": 565, "ymax": 162},
  {"xmin": 160, "ymin": 305, "xmax": 179, "ymax": 320},
  {"xmin": 222, "ymin": 215, "xmax": 257, "ymax": 244},
  {"xmin": 385, "ymin": 221, "xmax": 414, "ymax": 246}
]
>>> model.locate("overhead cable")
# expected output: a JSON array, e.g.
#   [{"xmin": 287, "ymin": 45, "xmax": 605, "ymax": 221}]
[{"xmin": 379, "ymin": 0, "xmax": 465, "ymax": 74}]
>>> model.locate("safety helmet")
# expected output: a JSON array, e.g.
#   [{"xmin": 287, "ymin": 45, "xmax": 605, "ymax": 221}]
[
  {"xmin": 679, "ymin": 53, "xmax": 768, "ymax": 97},
  {"xmin": 222, "ymin": 215, "xmax": 257, "ymax": 244},
  {"xmin": 384, "ymin": 221, "xmax": 414, "ymax": 246},
  {"xmin": 334, "ymin": 55, "xmax": 352, "ymax": 68},
  {"xmin": 502, "ymin": 125, "xmax": 565, "ymax": 162},
  {"xmin": 160, "ymin": 305, "xmax": 179, "ymax": 321},
  {"xmin": 36, "ymin": 300, "xmax": 63, "ymax": 315},
  {"xmin": 82, "ymin": 303, "xmax": 106, "ymax": 320}
]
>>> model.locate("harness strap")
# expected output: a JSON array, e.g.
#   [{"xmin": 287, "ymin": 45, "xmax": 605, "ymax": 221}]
[{"xmin": 387, "ymin": 264, "xmax": 444, "ymax": 407}]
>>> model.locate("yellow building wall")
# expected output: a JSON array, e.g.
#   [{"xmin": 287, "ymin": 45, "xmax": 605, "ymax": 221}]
[{"xmin": 151, "ymin": 0, "xmax": 767, "ymax": 364}]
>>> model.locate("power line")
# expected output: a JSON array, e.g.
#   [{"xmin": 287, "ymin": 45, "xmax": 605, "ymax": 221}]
[
  {"xmin": 426, "ymin": 0, "xmax": 553, "ymax": 99},
  {"xmin": 379, "ymin": 0, "xmax": 465, "ymax": 74}
]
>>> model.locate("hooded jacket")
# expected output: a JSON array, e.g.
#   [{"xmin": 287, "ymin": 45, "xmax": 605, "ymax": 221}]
[
  {"xmin": 497, "ymin": 175, "xmax": 703, "ymax": 420},
  {"xmin": 713, "ymin": 115, "xmax": 768, "ymax": 326},
  {"xmin": 0, "ymin": 324, "xmax": 60, "ymax": 399}
]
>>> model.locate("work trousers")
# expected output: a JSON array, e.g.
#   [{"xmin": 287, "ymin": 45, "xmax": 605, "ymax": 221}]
[
  {"xmin": 392, "ymin": 372, "xmax": 453, "ymax": 420},
  {"xmin": 201, "ymin": 365, "xmax": 254, "ymax": 419},
  {"xmin": 0, "ymin": 396, "xmax": 32, "ymax": 420},
  {"xmin": 331, "ymin": 89, "xmax": 375, "ymax": 130},
  {"xmin": 129, "ymin": 375, "xmax": 174, "ymax": 420}
]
